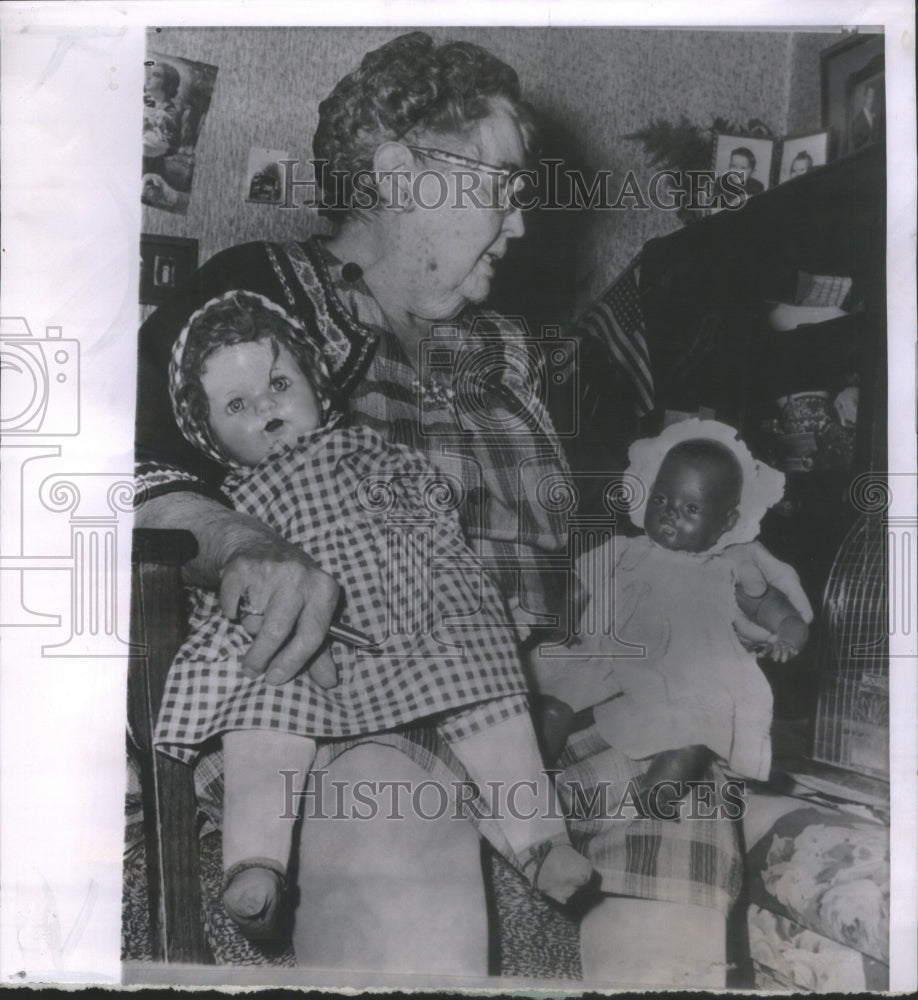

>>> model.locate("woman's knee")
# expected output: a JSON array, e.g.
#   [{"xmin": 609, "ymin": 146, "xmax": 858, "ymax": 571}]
[
  {"xmin": 292, "ymin": 745, "xmax": 489, "ymax": 973},
  {"xmin": 297, "ymin": 745, "xmax": 476, "ymax": 875}
]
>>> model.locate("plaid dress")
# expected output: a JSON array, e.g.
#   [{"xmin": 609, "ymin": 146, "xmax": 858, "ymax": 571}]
[{"xmin": 155, "ymin": 425, "xmax": 528, "ymax": 763}]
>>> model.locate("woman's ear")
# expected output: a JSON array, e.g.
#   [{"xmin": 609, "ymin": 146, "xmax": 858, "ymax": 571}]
[{"xmin": 372, "ymin": 141, "xmax": 415, "ymax": 210}]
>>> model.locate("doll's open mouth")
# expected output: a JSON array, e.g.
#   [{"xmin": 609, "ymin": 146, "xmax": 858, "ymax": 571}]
[{"xmin": 265, "ymin": 418, "xmax": 283, "ymax": 432}]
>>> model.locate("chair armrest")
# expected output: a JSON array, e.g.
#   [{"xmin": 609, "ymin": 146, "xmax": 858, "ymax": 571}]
[{"xmin": 128, "ymin": 527, "xmax": 211, "ymax": 964}]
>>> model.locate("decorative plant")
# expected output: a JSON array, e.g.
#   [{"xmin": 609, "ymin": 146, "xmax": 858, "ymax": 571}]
[{"xmin": 626, "ymin": 116, "xmax": 775, "ymax": 223}]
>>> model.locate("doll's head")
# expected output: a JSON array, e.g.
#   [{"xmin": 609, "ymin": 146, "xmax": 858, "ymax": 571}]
[
  {"xmin": 625, "ymin": 418, "xmax": 785, "ymax": 555},
  {"xmin": 170, "ymin": 291, "xmax": 337, "ymax": 468},
  {"xmin": 644, "ymin": 439, "xmax": 742, "ymax": 553}
]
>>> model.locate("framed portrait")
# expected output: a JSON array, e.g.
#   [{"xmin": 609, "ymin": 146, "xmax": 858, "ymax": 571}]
[
  {"xmin": 708, "ymin": 132, "xmax": 775, "ymax": 213},
  {"xmin": 139, "ymin": 234, "xmax": 199, "ymax": 305},
  {"xmin": 777, "ymin": 131, "xmax": 829, "ymax": 185},
  {"xmin": 821, "ymin": 32, "xmax": 885, "ymax": 160}
]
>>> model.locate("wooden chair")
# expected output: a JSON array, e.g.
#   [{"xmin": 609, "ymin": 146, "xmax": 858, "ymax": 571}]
[{"xmin": 127, "ymin": 527, "xmax": 213, "ymax": 963}]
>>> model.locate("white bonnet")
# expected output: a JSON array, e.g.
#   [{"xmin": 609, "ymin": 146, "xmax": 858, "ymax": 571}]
[{"xmin": 625, "ymin": 418, "xmax": 785, "ymax": 553}]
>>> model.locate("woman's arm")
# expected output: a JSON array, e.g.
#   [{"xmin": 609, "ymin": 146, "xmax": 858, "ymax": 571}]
[{"xmin": 136, "ymin": 491, "xmax": 340, "ymax": 685}]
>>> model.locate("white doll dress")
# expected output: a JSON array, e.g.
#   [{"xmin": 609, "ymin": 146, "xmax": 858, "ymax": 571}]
[{"xmin": 577, "ymin": 533, "xmax": 774, "ymax": 781}]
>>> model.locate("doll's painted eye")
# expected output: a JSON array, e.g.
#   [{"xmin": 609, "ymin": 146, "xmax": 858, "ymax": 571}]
[
  {"xmin": 685, "ymin": 503, "xmax": 700, "ymax": 515},
  {"xmin": 227, "ymin": 398, "xmax": 245, "ymax": 414},
  {"xmin": 271, "ymin": 376, "xmax": 291, "ymax": 392},
  {"xmin": 651, "ymin": 494, "xmax": 666, "ymax": 506}
]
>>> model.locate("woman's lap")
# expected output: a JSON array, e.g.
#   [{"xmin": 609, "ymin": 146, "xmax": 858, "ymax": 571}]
[
  {"xmin": 292, "ymin": 742, "xmax": 490, "ymax": 975},
  {"xmin": 188, "ymin": 723, "xmax": 737, "ymax": 978}
]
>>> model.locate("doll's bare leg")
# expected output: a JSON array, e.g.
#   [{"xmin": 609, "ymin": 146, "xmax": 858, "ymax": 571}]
[
  {"xmin": 581, "ymin": 897, "xmax": 727, "ymax": 988},
  {"xmin": 222, "ymin": 729, "xmax": 316, "ymax": 938},
  {"xmin": 444, "ymin": 703, "xmax": 593, "ymax": 903}
]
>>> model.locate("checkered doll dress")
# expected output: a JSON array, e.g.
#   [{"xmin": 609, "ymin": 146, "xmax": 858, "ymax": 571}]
[{"xmin": 154, "ymin": 421, "xmax": 528, "ymax": 763}]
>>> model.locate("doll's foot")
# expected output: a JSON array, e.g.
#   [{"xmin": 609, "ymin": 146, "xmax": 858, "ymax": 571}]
[
  {"xmin": 222, "ymin": 859, "xmax": 287, "ymax": 940},
  {"xmin": 521, "ymin": 839, "xmax": 595, "ymax": 904}
]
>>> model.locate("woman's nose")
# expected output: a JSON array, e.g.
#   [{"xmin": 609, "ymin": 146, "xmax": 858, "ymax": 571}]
[{"xmin": 501, "ymin": 204, "xmax": 525, "ymax": 240}]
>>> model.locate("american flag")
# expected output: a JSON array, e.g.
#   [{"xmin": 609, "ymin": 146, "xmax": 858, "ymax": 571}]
[{"xmin": 575, "ymin": 261, "xmax": 654, "ymax": 417}]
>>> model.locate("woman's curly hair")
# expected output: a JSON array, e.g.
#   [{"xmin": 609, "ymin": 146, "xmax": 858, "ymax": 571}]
[
  {"xmin": 313, "ymin": 31, "xmax": 536, "ymax": 217},
  {"xmin": 174, "ymin": 291, "xmax": 336, "ymax": 453}
]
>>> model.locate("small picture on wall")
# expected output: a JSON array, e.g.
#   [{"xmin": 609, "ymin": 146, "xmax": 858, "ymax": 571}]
[
  {"xmin": 245, "ymin": 147, "xmax": 290, "ymax": 205},
  {"xmin": 778, "ymin": 131, "xmax": 829, "ymax": 184},
  {"xmin": 707, "ymin": 133, "xmax": 775, "ymax": 213},
  {"xmin": 139, "ymin": 234, "xmax": 198, "ymax": 305},
  {"xmin": 847, "ymin": 71, "xmax": 884, "ymax": 152},
  {"xmin": 142, "ymin": 51, "xmax": 219, "ymax": 215},
  {"xmin": 821, "ymin": 33, "xmax": 885, "ymax": 160}
]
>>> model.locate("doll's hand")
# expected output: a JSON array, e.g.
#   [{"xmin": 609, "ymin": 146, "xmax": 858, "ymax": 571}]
[
  {"xmin": 750, "ymin": 615, "xmax": 809, "ymax": 661},
  {"xmin": 769, "ymin": 615, "xmax": 809, "ymax": 661},
  {"xmin": 762, "ymin": 639, "xmax": 798, "ymax": 663}
]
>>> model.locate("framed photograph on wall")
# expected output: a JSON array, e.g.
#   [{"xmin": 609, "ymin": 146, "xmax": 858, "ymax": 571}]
[
  {"xmin": 821, "ymin": 32, "xmax": 884, "ymax": 160},
  {"xmin": 777, "ymin": 131, "xmax": 829, "ymax": 184},
  {"xmin": 245, "ymin": 146, "xmax": 290, "ymax": 204},
  {"xmin": 708, "ymin": 132, "xmax": 775, "ymax": 213},
  {"xmin": 139, "ymin": 234, "xmax": 199, "ymax": 305}
]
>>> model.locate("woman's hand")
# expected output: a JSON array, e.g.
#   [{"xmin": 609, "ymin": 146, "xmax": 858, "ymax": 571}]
[
  {"xmin": 220, "ymin": 535, "xmax": 340, "ymax": 685},
  {"xmin": 136, "ymin": 492, "xmax": 340, "ymax": 685}
]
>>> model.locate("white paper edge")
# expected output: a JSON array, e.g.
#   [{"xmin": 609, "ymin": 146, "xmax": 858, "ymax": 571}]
[{"xmin": 0, "ymin": 0, "xmax": 914, "ymax": 991}]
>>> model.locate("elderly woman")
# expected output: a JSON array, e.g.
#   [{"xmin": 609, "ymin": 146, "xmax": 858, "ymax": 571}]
[{"xmin": 135, "ymin": 31, "xmax": 808, "ymax": 985}]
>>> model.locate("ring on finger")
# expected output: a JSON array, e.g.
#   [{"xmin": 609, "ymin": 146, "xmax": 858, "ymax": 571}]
[{"xmin": 237, "ymin": 591, "xmax": 266, "ymax": 618}]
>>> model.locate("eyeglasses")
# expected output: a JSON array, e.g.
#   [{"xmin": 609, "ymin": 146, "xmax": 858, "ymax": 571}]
[{"xmin": 406, "ymin": 145, "xmax": 530, "ymax": 211}]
